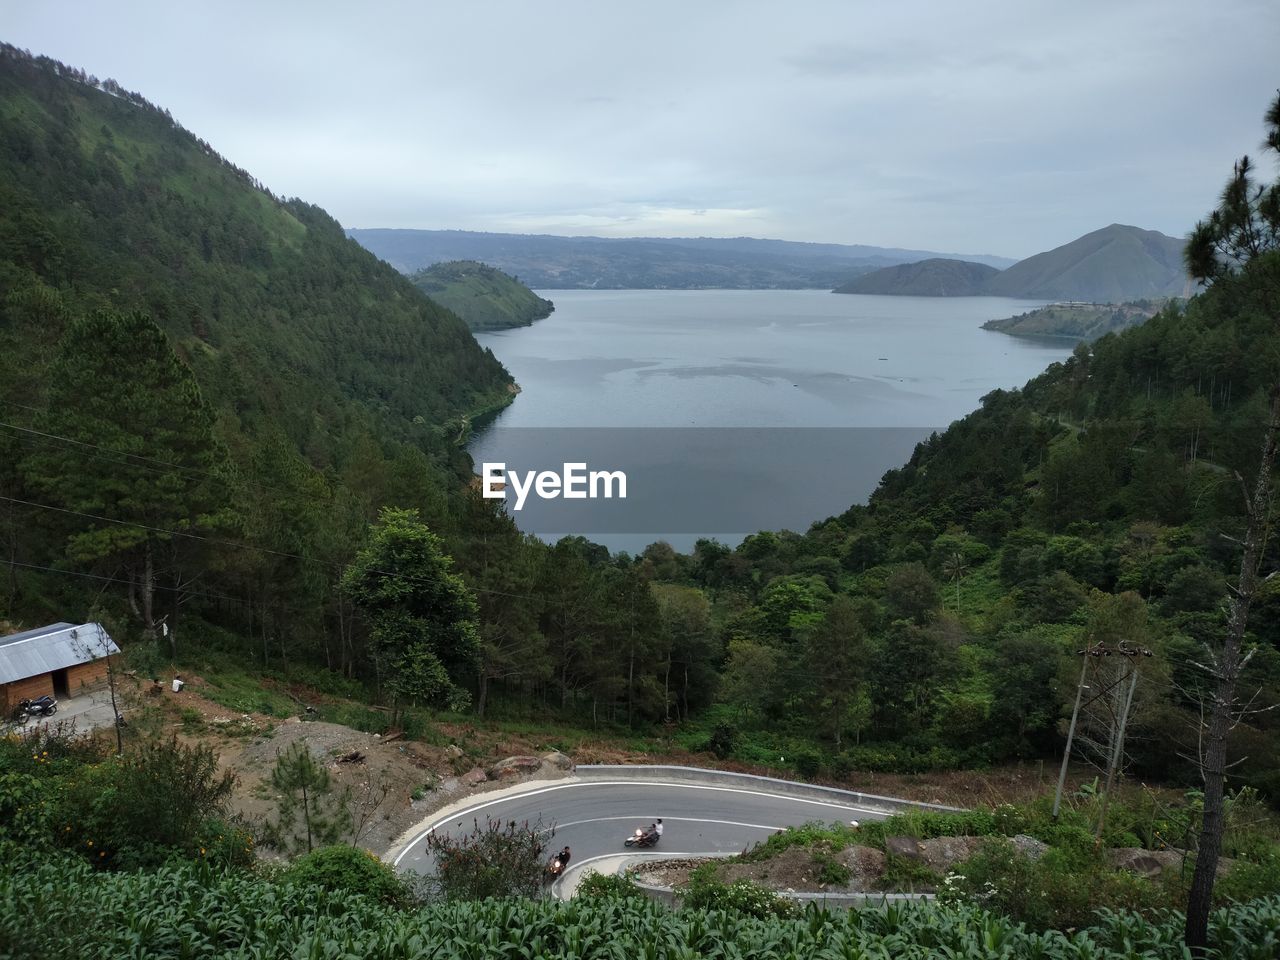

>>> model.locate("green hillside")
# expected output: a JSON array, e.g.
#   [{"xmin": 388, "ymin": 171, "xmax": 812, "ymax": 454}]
[
  {"xmin": 981, "ymin": 298, "xmax": 1168, "ymax": 340},
  {"xmin": 0, "ymin": 45, "xmax": 513, "ymax": 461},
  {"xmin": 410, "ymin": 260, "xmax": 554, "ymax": 330},
  {"xmin": 833, "ymin": 257, "xmax": 999, "ymax": 295},
  {"xmin": 985, "ymin": 224, "xmax": 1190, "ymax": 301}
]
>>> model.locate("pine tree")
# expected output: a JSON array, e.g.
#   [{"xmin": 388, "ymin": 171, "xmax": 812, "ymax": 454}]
[
  {"xmin": 21, "ymin": 310, "xmax": 231, "ymax": 653},
  {"xmin": 269, "ymin": 742, "xmax": 352, "ymax": 855},
  {"xmin": 1182, "ymin": 93, "xmax": 1280, "ymax": 955}
]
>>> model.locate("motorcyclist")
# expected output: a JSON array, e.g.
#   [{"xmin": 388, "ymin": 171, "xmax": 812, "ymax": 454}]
[
  {"xmin": 548, "ymin": 845, "xmax": 571, "ymax": 875},
  {"xmin": 655, "ymin": 818, "xmax": 664, "ymax": 839}
]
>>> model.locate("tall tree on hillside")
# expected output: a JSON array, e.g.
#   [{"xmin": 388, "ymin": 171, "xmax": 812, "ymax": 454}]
[
  {"xmin": 1182, "ymin": 92, "xmax": 1280, "ymax": 956},
  {"xmin": 802, "ymin": 595, "xmax": 871, "ymax": 747},
  {"xmin": 342, "ymin": 507, "xmax": 480, "ymax": 719},
  {"xmin": 21, "ymin": 310, "xmax": 231, "ymax": 653}
]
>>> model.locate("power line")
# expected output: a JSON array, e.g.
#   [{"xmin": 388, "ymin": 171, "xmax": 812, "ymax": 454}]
[{"xmin": 0, "ymin": 493, "xmax": 546, "ymax": 605}]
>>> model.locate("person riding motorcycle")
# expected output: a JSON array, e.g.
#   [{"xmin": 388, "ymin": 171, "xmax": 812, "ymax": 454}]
[{"xmin": 548, "ymin": 845, "xmax": 571, "ymax": 877}]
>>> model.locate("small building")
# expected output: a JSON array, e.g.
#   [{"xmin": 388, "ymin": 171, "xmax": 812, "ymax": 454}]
[{"xmin": 0, "ymin": 622, "xmax": 120, "ymax": 713}]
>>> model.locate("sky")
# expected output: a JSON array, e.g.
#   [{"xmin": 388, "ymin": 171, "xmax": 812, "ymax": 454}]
[{"xmin": 6, "ymin": 0, "xmax": 1278, "ymax": 259}]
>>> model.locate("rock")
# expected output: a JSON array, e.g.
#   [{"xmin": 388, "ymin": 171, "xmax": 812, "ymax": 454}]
[
  {"xmin": 445, "ymin": 744, "xmax": 464, "ymax": 759},
  {"xmin": 1108, "ymin": 847, "xmax": 1180, "ymax": 879},
  {"xmin": 884, "ymin": 836, "xmax": 923, "ymax": 861},
  {"xmin": 917, "ymin": 836, "xmax": 985, "ymax": 873},
  {"xmin": 487, "ymin": 755, "xmax": 543, "ymax": 780},
  {"xmin": 460, "ymin": 767, "xmax": 488, "ymax": 786},
  {"xmin": 1009, "ymin": 835, "xmax": 1049, "ymax": 862},
  {"xmin": 541, "ymin": 750, "xmax": 575, "ymax": 772}
]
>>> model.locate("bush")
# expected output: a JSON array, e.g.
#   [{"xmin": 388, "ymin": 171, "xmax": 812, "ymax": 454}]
[
  {"xmin": 943, "ymin": 838, "xmax": 1171, "ymax": 932},
  {"xmin": 283, "ymin": 844, "xmax": 408, "ymax": 906},
  {"xmin": 423, "ymin": 816, "xmax": 551, "ymax": 901},
  {"xmin": 51, "ymin": 736, "xmax": 235, "ymax": 869},
  {"xmin": 576, "ymin": 870, "xmax": 647, "ymax": 900},
  {"xmin": 703, "ymin": 721, "xmax": 737, "ymax": 760},
  {"xmin": 681, "ymin": 863, "xmax": 797, "ymax": 919}
]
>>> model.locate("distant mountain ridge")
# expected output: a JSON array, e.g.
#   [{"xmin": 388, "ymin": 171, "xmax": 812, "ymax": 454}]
[
  {"xmin": 348, "ymin": 228, "xmax": 1016, "ymax": 290},
  {"xmin": 985, "ymin": 224, "xmax": 1190, "ymax": 301},
  {"xmin": 836, "ymin": 225, "xmax": 1190, "ymax": 302},
  {"xmin": 833, "ymin": 258, "xmax": 999, "ymax": 296}
]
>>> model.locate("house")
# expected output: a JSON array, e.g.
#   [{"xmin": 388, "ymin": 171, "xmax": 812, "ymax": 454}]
[{"xmin": 0, "ymin": 622, "xmax": 120, "ymax": 714}]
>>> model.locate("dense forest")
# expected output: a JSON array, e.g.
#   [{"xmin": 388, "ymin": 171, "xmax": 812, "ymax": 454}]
[
  {"xmin": 2, "ymin": 43, "xmax": 1279, "ymax": 824},
  {"xmin": 409, "ymin": 260, "xmax": 554, "ymax": 331}
]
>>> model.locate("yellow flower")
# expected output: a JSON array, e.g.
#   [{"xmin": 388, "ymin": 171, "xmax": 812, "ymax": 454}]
[
  {"xmin": 200, "ymin": 847, "xmax": 206, "ymax": 856},
  {"xmin": 86, "ymin": 840, "xmax": 93, "ymax": 847}
]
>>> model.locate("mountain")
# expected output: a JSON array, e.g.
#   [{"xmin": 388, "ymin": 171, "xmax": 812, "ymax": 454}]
[
  {"xmin": 981, "ymin": 299, "xmax": 1169, "ymax": 341},
  {"xmin": 983, "ymin": 224, "xmax": 1191, "ymax": 301},
  {"xmin": 0, "ymin": 45, "xmax": 513, "ymax": 461},
  {"xmin": 410, "ymin": 260, "xmax": 554, "ymax": 331},
  {"xmin": 347, "ymin": 228, "xmax": 1017, "ymax": 289},
  {"xmin": 833, "ymin": 258, "xmax": 999, "ymax": 296}
]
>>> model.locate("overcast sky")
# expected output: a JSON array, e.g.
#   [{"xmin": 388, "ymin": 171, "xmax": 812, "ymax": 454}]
[{"xmin": 7, "ymin": 0, "xmax": 1278, "ymax": 258}]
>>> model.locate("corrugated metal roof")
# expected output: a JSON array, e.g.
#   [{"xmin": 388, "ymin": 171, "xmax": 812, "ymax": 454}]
[{"xmin": 0, "ymin": 622, "xmax": 121, "ymax": 686}]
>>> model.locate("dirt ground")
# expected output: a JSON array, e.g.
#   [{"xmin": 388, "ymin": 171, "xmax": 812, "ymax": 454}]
[
  {"xmin": 126, "ymin": 675, "xmax": 577, "ymax": 856},
  {"xmin": 113, "ymin": 672, "xmax": 1163, "ymax": 861}
]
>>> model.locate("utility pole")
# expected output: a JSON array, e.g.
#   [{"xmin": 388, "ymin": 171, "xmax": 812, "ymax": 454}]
[
  {"xmin": 1095, "ymin": 643, "xmax": 1151, "ymax": 839},
  {"xmin": 1054, "ymin": 642, "xmax": 1106, "ymax": 819}
]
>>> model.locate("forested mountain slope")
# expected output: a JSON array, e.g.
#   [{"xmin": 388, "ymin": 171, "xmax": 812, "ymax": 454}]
[
  {"xmin": 0, "ymin": 45, "xmax": 512, "ymax": 460},
  {"xmin": 410, "ymin": 260, "xmax": 554, "ymax": 330}
]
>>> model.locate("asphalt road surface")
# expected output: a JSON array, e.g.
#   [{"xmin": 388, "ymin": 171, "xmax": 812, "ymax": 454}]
[{"xmin": 392, "ymin": 776, "xmax": 888, "ymax": 897}]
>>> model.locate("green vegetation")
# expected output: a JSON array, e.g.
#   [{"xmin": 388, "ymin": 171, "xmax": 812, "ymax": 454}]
[
  {"xmin": 982, "ymin": 299, "xmax": 1168, "ymax": 341},
  {"xmin": 833, "ymin": 258, "xmax": 999, "ymax": 296},
  {"xmin": 266, "ymin": 743, "xmax": 353, "ymax": 855},
  {"xmin": 3, "ymin": 852, "xmax": 1279, "ymax": 959},
  {"xmin": 283, "ymin": 844, "xmax": 410, "ymax": 907},
  {"xmin": 410, "ymin": 259, "xmax": 554, "ymax": 330}
]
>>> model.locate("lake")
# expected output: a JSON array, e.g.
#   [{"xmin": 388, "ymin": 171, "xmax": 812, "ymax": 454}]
[{"xmin": 469, "ymin": 289, "xmax": 1073, "ymax": 551}]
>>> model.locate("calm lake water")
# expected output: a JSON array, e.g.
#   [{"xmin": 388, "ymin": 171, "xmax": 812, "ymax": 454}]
[{"xmin": 470, "ymin": 290, "xmax": 1073, "ymax": 550}]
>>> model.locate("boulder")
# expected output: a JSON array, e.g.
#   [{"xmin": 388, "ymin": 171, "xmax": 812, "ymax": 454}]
[
  {"xmin": 487, "ymin": 755, "xmax": 543, "ymax": 780},
  {"xmin": 1009, "ymin": 834, "xmax": 1049, "ymax": 862},
  {"xmin": 884, "ymin": 836, "xmax": 923, "ymax": 861},
  {"xmin": 460, "ymin": 767, "xmax": 488, "ymax": 787},
  {"xmin": 917, "ymin": 836, "xmax": 985, "ymax": 873},
  {"xmin": 541, "ymin": 750, "xmax": 575, "ymax": 773},
  {"xmin": 1107, "ymin": 847, "xmax": 1180, "ymax": 879}
]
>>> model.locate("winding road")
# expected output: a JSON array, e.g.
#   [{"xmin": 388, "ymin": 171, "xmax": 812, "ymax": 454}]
[{"xmin": 391, "ymin": 768, "xmax": 901, "ymax": 898}]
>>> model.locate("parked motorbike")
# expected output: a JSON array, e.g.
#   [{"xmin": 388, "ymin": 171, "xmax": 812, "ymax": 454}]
[
  {"xmin": 623, "ymin": 827, "xmax": 658, "ymax": 848},
  {"xmin": 13, "ymin": 695, "xmax": 57, "ymax": 721}
]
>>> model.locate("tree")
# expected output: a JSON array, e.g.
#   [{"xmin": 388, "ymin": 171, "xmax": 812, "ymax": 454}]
[
  {"xmin": 802, "ymin": 595, "xmax": 870, "ymax": 746},
  {"xmin": 342, "ymin": 507, "xmax": 481, "ymax": 719},
  {"xmin": 1182, "ymin": 92, "xmax": 1280, "ymax": 955},
  {"xmin": 21, "ymin": 311, "xmax": 231, "ymax": 654},
  {"xmin": 268, "ymin": 742, "xmax": 352, "ymax": 855}
]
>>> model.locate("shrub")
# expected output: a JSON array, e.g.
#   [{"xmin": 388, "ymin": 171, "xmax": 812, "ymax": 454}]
[
  {"xmin": 423, "ymin": 816, "xmax": 551, "ymax": 901},
  {"xmin": 283, "ymin": 844, "xmax": 408, "ymax": 906},
  {"xmin": 703, "ymin": 721, "xmax": 737, "ymax": 760},
  {"xmin": 576, "ymin": 870, "xmax": 647, "ymax": 900},
  {"xmin": 51, "ymin": 736, "xmax": 235, "ymax": 869},
  {"xmin": 681, "ymin": 864, "xmax": 797, "ymax": 919}
]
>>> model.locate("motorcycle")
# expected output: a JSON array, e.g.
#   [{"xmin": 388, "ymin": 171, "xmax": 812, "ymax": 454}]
[
  {"xmin": 13, "ymin": 695, "xmax": 57, "ymax": 721},
  {"xmin": 623, "ymin": 827, "xmax": 658, "ymax": 848},
  {"xmin": 544, "ymin": 854, "xmax": 569, "ymax": 883}
]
